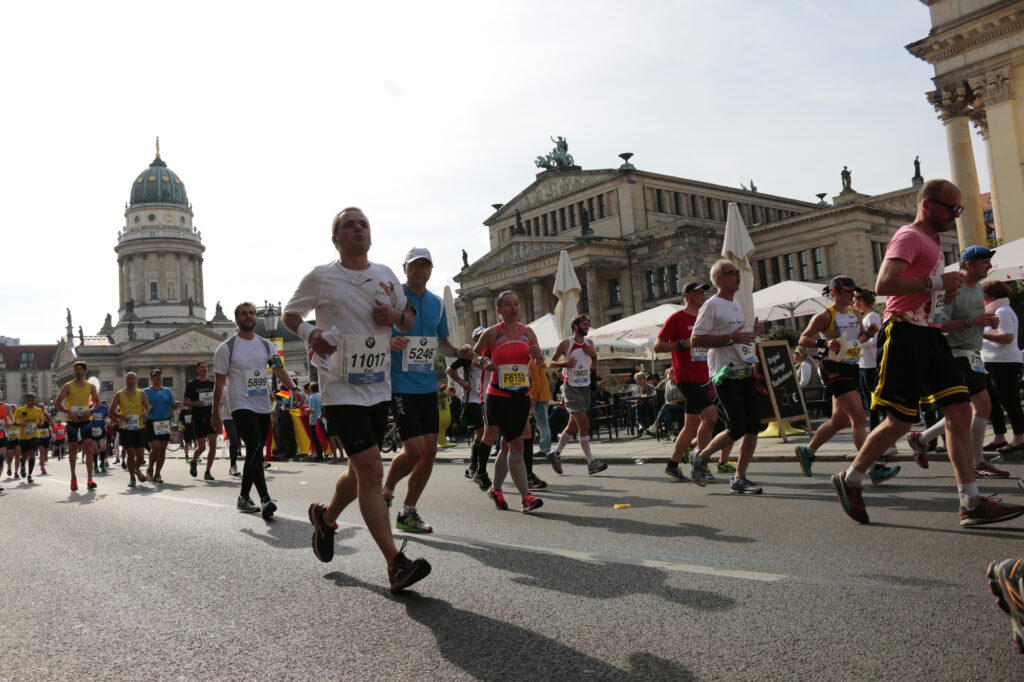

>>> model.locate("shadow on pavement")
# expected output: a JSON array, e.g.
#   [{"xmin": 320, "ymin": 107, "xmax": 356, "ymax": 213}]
[
  {"xmin": 241, "ymin": 518, "xmax": 361, "ymax": 553},
  {"xmin": 534, "ymin": 511, "xmax": 755, "ymax": 543},
  {"xmin": 409, "ymin": 537, "xmax": 738, "ymax": 610},
  {"xmin": 324, "ymin": 571, "xmax": 697, "ymax": 681}
]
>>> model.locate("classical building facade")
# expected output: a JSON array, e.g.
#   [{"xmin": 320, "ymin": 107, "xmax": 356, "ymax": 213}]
[
  {"xmin": 0, "ymin": 344, "xmax": 57, "ymax": 405},
  {"xmin": 908, "ymin": 0, "xmax": 1024, "ymax": 246},
  {"xmin": 454, "ymin": 148, "xmax": 959, "ymax": 341}
]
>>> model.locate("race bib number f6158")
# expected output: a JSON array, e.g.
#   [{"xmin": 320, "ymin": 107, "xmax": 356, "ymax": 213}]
[{"xmin": 401, "ymin": 336, "xmax": 438, "ymax": 373}]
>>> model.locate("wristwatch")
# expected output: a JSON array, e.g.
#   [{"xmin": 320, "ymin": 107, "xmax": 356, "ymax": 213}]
[{"xmin": 965, "ymin": 318, "xmax": 974, "ymax": 328}]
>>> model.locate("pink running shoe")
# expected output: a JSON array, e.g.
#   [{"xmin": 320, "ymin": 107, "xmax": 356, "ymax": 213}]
[
  {"xmin": 487, "ymin": 488, "xmax": 508, "ymax": 510},
  {"xmin": 905, "ymin": 432, "xmax": 930, "ymax": 469},
  {"xmin": 521, "ymin": 494, "xmax": 544, "ymax": 513},
  {"xmin": 975, "ymin": 461, "xmax": 1011, "ymax": 479}
]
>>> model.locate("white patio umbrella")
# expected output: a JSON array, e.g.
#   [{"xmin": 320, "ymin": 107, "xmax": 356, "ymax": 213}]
[
  {"xmin": 528, "ymin": 313, "xmax": 644, "ymax": 359},
  {"xmin": 443, "ymin": 285, "xmax": 463, "ymax": 347},
  {"xmin": 722, "ymin": 202, "xmax": 756, "ymax": 329},
  {"xmin": 944, "ymin": 235, "xmax": 1024, "ymax": 281},
  {"xmin": 588, "ymin": 303, "xmax": 684, "ymax": 367},
  {"xmin": 553, "ymin": 250, "xmax": 581, "ymax": 339},
  {"xmin": 752, "ymin": 280, "xmax": 829, "ymax": 321}
]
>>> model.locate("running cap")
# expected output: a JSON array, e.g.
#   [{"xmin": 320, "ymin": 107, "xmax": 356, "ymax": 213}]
[
  {"xmin": 150, "ymin": 368, "xmax": 162, "ymax": 376},
  {"xmin": 25, "ymin": 391, "xmax": 36, "ymax": 397},
  {"xmin": 472, "ymin": 326, "xmax": 486, "ymax": 339},
  {"xmin": 404, "ymin": 247, "xmax": 433, "ymax": 265},
  {"xmin": 960, "ymin": 245, "xmax": 995, "ymax": 261},
  {"xmin": 827, "ymin": 276, "xmax": 860, "ymax": 292},
  {"xmin": 683, "ymin": 282, "xmax": 710, "ymax": 294}
]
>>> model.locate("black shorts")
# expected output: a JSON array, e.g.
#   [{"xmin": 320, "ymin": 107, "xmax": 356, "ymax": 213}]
[
  {"xmin": 391, "ymin": 392, "xmax": 440, "ymax": 441},
  {"xmin": 819, "ymin": 361, "xmax": 860, "ymax": 399},
  {"xmin": 485, "ymin": 392, "xmax": 531, "ymax": 438},
  {"xmin": 679, "ymin": 381, "xmax": 713, "ymax": 415},
  {"xmin": 461, "ymin": 401, "xmax": 484, "ymax": 429},
  {"xmin": 180, "ymin": 421, "xmax": 195, "ymax": 443},
  {"xmin": 323, "ymin": 403, "xmax": 389, "ymax": 456},
  {"xmin": 67, "ymin": 420, "xmax": 93, "ymax": 443},
  {"xmin": 19, "ymin": 438, "xmax": 38, "ymax": 451},
  {"xmin": 120, "ymin": 429, "xmax": 148, "ymax": 449},
  {"xmin": 715, "ymin": 375, "xmax": 761, "ymax": 440},
  {"xmin": 872, "ymin": 319, "xmax": 969, "ymax": 422},
  {"xmin": 191, "ymin": 415, "xmax": 215, "ymax": 439},
  {"xmin": 146, "ymin": 420, "xmax": 172, "ymax": 443},
  {"xmin": 37, "ymin": 437, "xmax": 50, "ymax": 448},
  {"xmin": 5, "ymin": 438, "xmax": 17, "ymax": 449},
  {"xmin": 324, "ymin": 413, "xmax": 339, "ymax": 437},
  {"xmin": 952, "ymin": 355, "xmax": 988, "ymax": 396}
]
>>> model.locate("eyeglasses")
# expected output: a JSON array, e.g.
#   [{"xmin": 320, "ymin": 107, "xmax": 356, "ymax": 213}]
[
  {"xmin": 723, "ymin": 269, "xmax": 741, "ymax": 276},
  {"xmin": 930, "ymin": 199, "xmax": 964, "ymax": 217}
]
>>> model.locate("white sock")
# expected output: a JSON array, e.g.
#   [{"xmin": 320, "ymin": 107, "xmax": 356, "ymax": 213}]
[
  {"xmin": 382, "ymin": 485, "xmax": 395, "ymax": 496},
  {"xmin": 971, "ymin": 416, "xmax": 987, "ymax": 465},
  {"xmin": 844, "ymin": 466, "xmax": 864, "ymax": 487},
  {"xmin": 920, "ymin": 417, "xmax": 946, "ymax": 444},
  {"xmin": 402, "ymin": 504, "xmax": 415, "ymax": 515},
  {"xmin": 554, "ymin": 432, "xmax": 571, "ymax": 456},
  {"xmin": 958, "ymin": 481, "xmax": 981, "ymax": 508},
  {"xmin": 579, "ymin": 436, "xmax": 595, "ymax": 465}
]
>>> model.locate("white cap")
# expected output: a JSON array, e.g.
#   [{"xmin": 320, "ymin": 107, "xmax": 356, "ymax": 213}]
[
  {"xmin": 472, "ymin": 326, "xmax": 487, "ymax": 338},
  {"xmin": 404, "ymin": 247, "xmax": 433, "ymax": 265}
]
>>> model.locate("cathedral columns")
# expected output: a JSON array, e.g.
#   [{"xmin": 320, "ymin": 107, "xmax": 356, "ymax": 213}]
[{"xmin": 928, "ymin": 84, "xmax": 986, "ymax": 250}]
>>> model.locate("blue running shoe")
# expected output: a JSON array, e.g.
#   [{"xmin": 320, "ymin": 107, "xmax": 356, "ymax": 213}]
[
  {"xmin": 869, "ymin": 464, "xmax": 900, "ymax": 485},
  {"xmin": 795, "ymin": 445, "xmax": 814, "ymax": 477},
  {"xmin": 690, "ymin": 455, "xmax": 708, "ymax": 488},
  {"xmin": 729, "ymin": 475, "xmax": 763, "ymax": 494},
  {"xmin": 664, "ymin": 465, "xmax": 689, "ymax": 482}
]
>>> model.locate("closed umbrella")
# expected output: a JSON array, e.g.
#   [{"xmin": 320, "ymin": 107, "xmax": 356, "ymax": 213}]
[
  {"xmin": 443, "ymin": 285, "xmax": 463, "ymax": 347},
  {"xmin": 722, "ymin": 202, "xmax": 756, "ymax": 329},
  {"xmin": 553, "ymin": 250, "xmax": 581, "ymax": 340}
]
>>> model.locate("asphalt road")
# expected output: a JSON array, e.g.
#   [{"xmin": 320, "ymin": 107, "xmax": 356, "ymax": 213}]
[{"xmin": 1, "ymin": 453, "xmax": 1022, "ymax": 680}]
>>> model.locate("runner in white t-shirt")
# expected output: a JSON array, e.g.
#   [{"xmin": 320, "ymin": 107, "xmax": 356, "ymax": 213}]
[{"xmin": 282, "ymin": 207, "xmax": 431, "ymax": 594}]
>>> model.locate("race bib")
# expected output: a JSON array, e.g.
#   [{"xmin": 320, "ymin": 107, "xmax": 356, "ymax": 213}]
[
  {"xmin": 497, "ymin": 364, "xmax": 529, "ymax": 390},
  {"xmin": 401, "ymin": 336, "xmax": 438, "ymax": 373},
  {"xmin": 931, "ymin": 290, "xmax": 946, "ymax": 325},
  {"xmin": 37, "ymin": 427, "xmax": 49, "ymax": 438},
  {"xmin": 342, "ymin": 335, "xmax": 390, "ymax": 385},
  {"xmin": 92, "ymin": 424, "xmax": 104, "ymax": 436},
  {"xmin": 184, "ymin": 414, "xmax": 192, "ymax": 424},
  {"xmin": 152, "ymin": 419, "xmax": 170, "ymax": 435},
  {"xmin": 690, "ymin": 346, "xmax": 708, "ymax": 363},
  {"xmin": 22, "ymin": 424, "xmax": 36, "ymax": 436},
  {"xmin": 842, "ymin": 339, "xmax": 862, "ymax": 364},
  {"xmin": 737, "ymin": 343, "xmax": 757, "ymax": 365},
  {"xmin": 124, "ymin": 415, "xmax": 141, "ymax": 430},
  {"xmin": 567, "ymin": 365, "xmax": 590, "ymax": 387},
  {"xmin": 246, "ymin": 370, "xmax": 270, "ymax": 398},
  {"xmin": 70, "ymin": 406, "xmax": 90, "ymax": 420},
  {"xmin": 198, "ymin": 391, "xmax": 213, "ymax": 406},
  {"xmin": 968, "ymin": 350, "xmax": 986, "ymax": 373}
]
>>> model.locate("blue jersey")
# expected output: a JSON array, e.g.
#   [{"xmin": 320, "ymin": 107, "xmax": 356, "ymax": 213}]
[
  {"xmin": 390, "ymin": 285, "xmax": 449, "ymax": 395},
  {"xmin": 91, "ymin": 404, "xmax": 108, "ymax": 426},
  {"xmin": 144, "ymin": 387, "xmax": 176, "ymax": 420}
]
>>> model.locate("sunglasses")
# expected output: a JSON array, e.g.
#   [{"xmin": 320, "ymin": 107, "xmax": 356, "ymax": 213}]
[
  {"xmin": 930, "ymin": 199, "xmax": 964, "ymax": 217},
  {"xmin": 723, "ymin": 269, "xmax": 741, "ymax": 276}
]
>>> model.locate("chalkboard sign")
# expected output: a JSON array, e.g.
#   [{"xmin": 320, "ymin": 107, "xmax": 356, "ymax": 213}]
[{"xmin": 756, "ymin": 341, "xmax": 810, "ymax": 435}]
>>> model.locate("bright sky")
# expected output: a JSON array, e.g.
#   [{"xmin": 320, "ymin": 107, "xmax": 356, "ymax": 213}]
[{"xmin": 2, "ymin": 0, "xmax": 987, "ymax": 345}]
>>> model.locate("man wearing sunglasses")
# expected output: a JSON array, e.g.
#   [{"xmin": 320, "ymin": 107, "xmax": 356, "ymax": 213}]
[{"xmin": 832, "ymin": 178, "xmax": 1024, "ymax": 528}]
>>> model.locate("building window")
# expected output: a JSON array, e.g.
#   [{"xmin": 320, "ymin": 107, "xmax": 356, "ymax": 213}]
[
  {"xmin": 813, "ymin": 247, "xmax": 823, "ymax": 279},
  {"xmin": 598, "ymin": 194, "xmax": 606, "ymax": 219},
  {"xmin": 655, "ymin": 190, "xmax": 664, "ymax": 213},
  {"xmin": 560, "ymin": 207, "xmax": 567, "ymax": 229},
  {"xmin": 668, "ymin": 265, "xmax": 679, "ymax": 295},
  {"xmin": 150, "ymin": 282, "xmax": 158, "ymax": 300},
  {"xmin": 163, "ymin": 376, "xmax": 173, "ymax": 387},
  {"xmin": 587, "ymin": 197, "xmax": 596, "ymax": 222},
  {"xmin": 533, "ymin": 217, "xmax": 540, "ymax": 236},
  {"xmin": 550, "ymin": 211, "xmax": 558, "ymax": 232},
  {"xmin": 610, "ymin": 313, "xmax": 622, "ymax": 322},
  {"xmin": 690, "ymin": 195, "xmax": 700, "ymax": 217},
  {"xmin": 580, "ymin": 285, "xmax": 589, "ymax": 313},
  {"xmin": 758, "ymin": 260, "xmax": 769, "ymax": 288},
  {"xmin": 784, "ymin": 254, "xmax": 795, "ymax": 280},
  {"xmin": 798, "ymin": 250, "xmax": 809, "ymax": 281},
  {"xmin": 542, "ymin": 214, "xmax": 549, "ymax": 236},
  {"xmin": 771, "ymin": 257, "xmax": 781, "ymax": 283},
  {"xmin": 608, "ymin": 278, "xmax": 621, "ymax": 306},
  {"xmin": 100, "ymin": 380, "xmax": 114, "ymax": 392},
  {"xmin": 674, "ymin": 192, "xmax": 684, "ymax": 216},
  {"xmin": 659, "ymin": 268, "xmax": 668, "ymax": 297},
  {"xmin": 646, "ymin": 271, "xmax": 657, "ymax": 299},
  {"xmin": 569, "ymin": 205, "xmax": 577, "ymax": 227},
  {"xmin": 871, "ymin": 242, "xmax": 883, "ymax": 273},
  {"xmin": 706, "ymin": 197, "xmax": 716, "ymax": 220}
]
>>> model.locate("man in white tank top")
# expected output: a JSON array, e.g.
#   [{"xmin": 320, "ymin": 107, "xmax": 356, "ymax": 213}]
[{"xmin": 547, "ymin": 315, "xmax": 607, "ymax": 475}]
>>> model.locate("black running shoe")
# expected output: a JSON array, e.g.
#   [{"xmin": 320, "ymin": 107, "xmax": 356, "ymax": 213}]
[
  {"xmin": 389, "ymin": 540, "xmax": 431, "ymax": 594},
  {"xmin": 474, "ymin": 471, "xmax": 491, "ymax": 492},
  {"xmin": 527, "ymin": 473, "xmax": 548, "ymax": 489},
  {"xmin": 308, "ymin": 502, "xmax": 336, "ymax": 563},
  {"xmin": 261, "ymin": 498, "xmax": 277, "ymax": 520},
  {"xmin": 189, "ymin": 459, "xmax": 198, "ymax": 478}
]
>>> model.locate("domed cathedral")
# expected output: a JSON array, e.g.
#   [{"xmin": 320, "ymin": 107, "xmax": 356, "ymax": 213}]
[
  {"xmin": 116, "ymin": 139, "xmax": 206, "ymax": 334},
  {"xmin": 51, "ymin": 140, "xmax": 237, "ymax": 402}
]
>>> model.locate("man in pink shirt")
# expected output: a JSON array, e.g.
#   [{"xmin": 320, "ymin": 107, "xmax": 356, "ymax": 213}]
[{"xmin": 832, "ymin": 179, "xmax": 1024, "ymax": 527}]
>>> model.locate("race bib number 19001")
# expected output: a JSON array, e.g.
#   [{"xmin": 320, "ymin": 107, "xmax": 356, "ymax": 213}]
[{"xmin": 343, "ymin": 335, "xmax": 390, "ymax": 385}]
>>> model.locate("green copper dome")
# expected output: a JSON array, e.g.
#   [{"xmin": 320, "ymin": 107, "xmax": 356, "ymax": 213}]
[{"xmin": 129, "ymin": 155, "xmax": 189, "ymax": 207}]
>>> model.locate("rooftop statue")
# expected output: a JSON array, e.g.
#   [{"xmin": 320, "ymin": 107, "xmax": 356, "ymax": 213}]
[{"xmin": 534, "ymin": 136, "xmax": 575, "ymax": 169}]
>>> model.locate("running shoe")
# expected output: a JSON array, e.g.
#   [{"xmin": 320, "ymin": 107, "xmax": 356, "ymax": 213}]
[
  {"xmin": 308, "ymin": 502, "xmax": 337, "ymax": 562},
  {"xmin": 869, "ymin": 464, "xmax": 901, "ymax": 485},
  {"xmin": 664, "ymin": 464, "xmax": 690, "ymax": 482},
  {"xmin": 146, "ymin": 467, "xmax": 154, "ymax": 480},
  {"xmin": 39, "ymin": 466, "xmax": 47, "ymax": 475},
  {"xmin": 260, "ymin": 498, "xmax": 277, "ymax": 520},
  {"xmin": 121, "ymin": 460, "xmax": 128, "ymax": 470},
  {"xmin": 388, "ymin": 539, "xmax": 431, "ymax": 594},
  {"xmin": 690, "ymin": 456, "xmax": 708, "ymax": 488},
  {"xmin": 473, "ymin": 471, "xmax": 491, "ymax": 492},
  {"xmin": 986, "ymin": 558, "xmax": 1024, "ymax": 654},
  {"xmin": 135, "ymin": 470, "xmax": 147, "ymax": 483},
  {"xmin": 70, "ymin": 477, "xmax": 78, "ymax": 491},
  {"xmin": 237, "ymin": 495, "xmax": 259, "ymax": 514},
  {"xmin": 262, "ymin": 460, "xmax": 271, "ymax": 469},
  {"xmin": 487, "ymin": 488, "xmax": 508, "ymax": 510},
  {"xmin": 154, "ymin": 474, "xmax": 164, "ymax": 484},
  {"xmin": 985, "ymin": 440, "xmax": 1009, "ymax": 452},
  {"xmin": 795, "ymin": 445, "xmax": 814, "ymax": 477},
  {"xmin": 26, "ymin": 474, "xmax": 33, "ymax": 484},
  {"xmin": 975, "ymin": 461, "xmax": 1011, "ymax": 479},
  {"xmin": 13, "ymin": 471, "xmax": 19, "ymax": 479},
  {"xmin": 716, "ymin": 461, "xmax": 736, "ymax": 474},
  {"xmin": 905, "ymin": 432, "xmax": 930, "ymax": 469},
  {"xmin": 204, "ymin": 471, "xmax": 215, "ymax": 481},
  {"xmin": 831, "ymin": 471, "xmax": 869, "ymax": 524},
  {"xmin": 960, "ymin": 497, "xmax": 1024, "ymax": 527},
  {"xmin": 87, "ymin": 478, "xmax": 97, "ymax": 490},
  {"xmin": 100, "ymin": 461, "xmax": 108, "ymax": 474},
  {"xmin": 705, "ymin": 470, "xmax": 716, "ymax": 482},
  {"xmin": 20, "ymin": 464, "xmax": 25, "ymax": 477},
  {"xmin": 464, "ymin": 467, "xmax": 476, "ymax": 480},
  {"xmin": 5, "ymin": 468, "xmax": 10, "ymax": 476},
  {"xmin": 229, "ymin": 465, "xmax": 240, "ymax": 477},
  {"xmin": 383, "ymin": 490, "xmax": 394, "ymax": 508},
  {"xmin": 527, "ymin": 473, "xmax": 548, "ymax": 489},
  {"xmin": 547, "ymin": 452, "xmax": 563, "ymax": 475},
  {"xmin": 728, "ymin": 476, "xmax": 762, "ymax": 494},
  {"xmin": 681, "ymin": 447, "xmax": 692, "ymax": 464},
  {"xmin": 189, "ymin": 459, "xmax": 198, "ymax": 478},
  {"xmin": 396, "ymin": 510, "xmax": 433, "ymax": 533},
  {"xmin": 588, "ymin": 459, "xmax": 608, "ymax": 475},
  {"xmin": 521, "ymin": 493, "xmax": 543, "ymax": 513},
  {"xmin": 127, "ymin": 479, "xmax": 136, "ymax": 488}
]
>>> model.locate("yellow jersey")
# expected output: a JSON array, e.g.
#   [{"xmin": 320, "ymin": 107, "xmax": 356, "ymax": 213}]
[
  {"xmin": 15, "ymin": 406, "xmax": 43, "ymax": 440},
  {"xmin": 66, "ymin": 381, "xmax": 94, "ymax": 421},
  {"xmin": 117, "ymin": 389, "xmax": 145, "ymax": 430}
]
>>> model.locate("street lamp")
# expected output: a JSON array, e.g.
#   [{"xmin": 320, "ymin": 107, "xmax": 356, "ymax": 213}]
[{"xmin": 259, "ymin": 300, "xmax": 282, "ymax": 395}]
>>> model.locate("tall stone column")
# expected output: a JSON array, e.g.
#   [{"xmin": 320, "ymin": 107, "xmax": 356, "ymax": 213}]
[
  {"xmin": 585, "ymin": 268, "xmax": 602, "ymax": 327},
  {"xmin": 928, "ymin": 84, "xmax": 986, "ymax": 250},
  {"xmin": 619, "ymin": 266, "xmax": 635, "ymax": 316},
  {"xmin": 532, "ymin": 281, "xmax": 545, "ymax": 321},
  {"xmin": 975, "ymin": 67, "xmax": 1022, "ymax": 242}
]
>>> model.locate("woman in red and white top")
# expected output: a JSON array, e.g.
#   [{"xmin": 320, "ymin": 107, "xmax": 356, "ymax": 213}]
[{"xmin": 471, "ymin": 291, "xmax": 545, "ymax": 513}]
